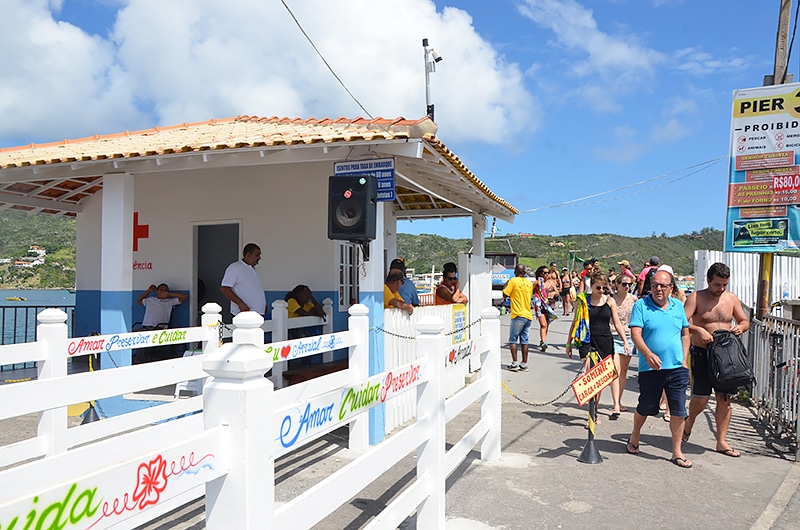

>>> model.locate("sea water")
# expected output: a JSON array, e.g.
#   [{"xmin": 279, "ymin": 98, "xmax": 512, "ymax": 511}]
[{"xmin": 0, "ymin": 289, "xmax": 76, "ymax": 345}]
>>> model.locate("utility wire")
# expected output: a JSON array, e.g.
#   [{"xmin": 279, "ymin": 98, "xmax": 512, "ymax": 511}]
[
  {"xmin": 519, "ymin": 156, "xmax": 724, "ymax": 214},
  {"xmin": 279, "ymin": 0, "xmax": 375, "ymax": 120}
]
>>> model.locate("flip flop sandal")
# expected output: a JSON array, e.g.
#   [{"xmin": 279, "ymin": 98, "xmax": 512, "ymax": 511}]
[
  {"xmin": 716, "ymin": 448, "xmax": 741, "ymax": 458},
  {"xmin": 682, "ymin": 430, "xmax": 691, "ymax": 443},
  {"xmin": 626, "ymin": 439, "xmax": 640, "ymax": 455},
  {"xmin": 670, "ymin": 457, "xmax": 693, "ymax": 469}
]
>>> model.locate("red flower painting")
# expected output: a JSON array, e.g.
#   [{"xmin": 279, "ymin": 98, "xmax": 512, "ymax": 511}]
[{"xmin": 132, "ymin": 455, "xmax": 168, "ymax": 509}]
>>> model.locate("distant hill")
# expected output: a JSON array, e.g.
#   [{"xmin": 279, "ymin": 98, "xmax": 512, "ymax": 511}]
[
  {"xmin": 0, "ymin": 208, "xmax": 720, "ymax": 289},
  {"xmin": 0, "ymin": 211, "xmax": 76, "ymax": 289},
  {"xmin": 398, "ymin": 227, "xmax": 723, "ymax": 277}
]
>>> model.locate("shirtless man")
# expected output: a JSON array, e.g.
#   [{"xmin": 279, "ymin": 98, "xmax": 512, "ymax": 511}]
[{"xmin": 683, "ymin": 262, "xmax": 750, "ymax": 458}]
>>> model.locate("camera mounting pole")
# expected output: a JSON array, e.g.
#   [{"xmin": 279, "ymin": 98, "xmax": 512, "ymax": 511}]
[{"xmin": 423, "ymin": 38, "xmax": 442, "ymax": 121}]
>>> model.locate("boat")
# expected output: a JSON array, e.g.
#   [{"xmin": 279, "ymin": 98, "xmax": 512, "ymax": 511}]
[{"xmin": 6, "ymin": 296, "xmax": 27, "ymax": 301}]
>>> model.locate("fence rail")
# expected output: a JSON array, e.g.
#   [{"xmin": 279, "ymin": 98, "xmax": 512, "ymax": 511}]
[
  {"xmin": 1, "ymin": 303, "xmax": 75, "ymax": 370},
  {"xmin": 747, "ymin": 313, "xmax": 800, "ymax": 460},
  {"xmin": 0, "ymin": 302, "xmax": 502, "ymax": 529}
]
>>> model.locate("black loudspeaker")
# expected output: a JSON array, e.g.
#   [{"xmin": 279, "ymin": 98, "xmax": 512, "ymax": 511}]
[{"xmin": 328, "ymin": 174, "xmax": 377, "ymax": 241}]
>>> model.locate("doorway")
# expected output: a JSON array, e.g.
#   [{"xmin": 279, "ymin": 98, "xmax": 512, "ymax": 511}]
[{"xmin": 195, "ymin": 223, "xmax": 240, "ymax": 325}]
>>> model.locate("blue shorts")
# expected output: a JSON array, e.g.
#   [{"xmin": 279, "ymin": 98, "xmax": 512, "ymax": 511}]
[
  {"xmin": 613, "ymin": 336, "xmax": 636, "ymax": 356},
  {"xmin": 508, "ymin": 316, "xmax": 531, "ymax": 345},
  {"xmin": 636, "ymin": 366, "xmax": 690, "ymax": 418}
]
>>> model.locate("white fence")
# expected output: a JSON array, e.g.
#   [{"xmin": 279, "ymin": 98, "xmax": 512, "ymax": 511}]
[
  {"xmin": 0, "ymin": 303, "xmax": 502, "ymax": 529},
  {"xmin": 383, "ymin": 304, "xmax": 478, "ymax": 435},
  {"xmin": 219, "ymin": 298, "xmax": 333, "ymax": 389}
]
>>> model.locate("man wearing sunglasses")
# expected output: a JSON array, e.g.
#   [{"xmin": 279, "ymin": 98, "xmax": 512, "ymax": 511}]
[{"xmin": 626, "ymin": 269, "xmax": 692, "ymax": 468}]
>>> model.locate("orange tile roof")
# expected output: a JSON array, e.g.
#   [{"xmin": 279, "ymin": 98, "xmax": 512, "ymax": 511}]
[{"xmin": 0, "ymin": 115, "xmax": 517, "ymax": 216}]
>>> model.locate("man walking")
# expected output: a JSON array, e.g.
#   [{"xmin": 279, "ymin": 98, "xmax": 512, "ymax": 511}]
[
  {"xmin": 626, "ymin": 269, "xmax": 692, "ymax": 468},
  {"xmin": 502, "ymin": 264, "xmax": 533, "ymax": 372},
  {"xmin": 683, "ymin": 262, "xmax": 750, "ymax": 458}
]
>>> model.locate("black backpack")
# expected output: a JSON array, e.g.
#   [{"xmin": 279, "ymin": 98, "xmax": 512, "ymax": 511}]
[
  {"xmin": 707, "ymin": 330, "xmax": 754, "ymax": 390},
  {"xmin": 641, "ymin": 267, "xmax": 658, "ymax": 296}
]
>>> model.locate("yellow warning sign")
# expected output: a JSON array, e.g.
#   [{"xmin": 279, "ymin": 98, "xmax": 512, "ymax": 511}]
[{"xmin": 571, "ymin": 355, "xmax": 618, "ymax": 406}]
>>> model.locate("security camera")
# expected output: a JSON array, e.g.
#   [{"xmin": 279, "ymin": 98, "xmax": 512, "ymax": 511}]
[{"xmin": 431, "ymin": 49, "xmax": 443, "ymax": 63}]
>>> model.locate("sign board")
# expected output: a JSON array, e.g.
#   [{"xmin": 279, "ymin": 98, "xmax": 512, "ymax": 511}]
[
  {"xmin": 571, "ymin": 355, "xmax": 617, "ymax": 406},
  {"xmin": 725, "ymin": 83, "xmax": 800, "ymax": 253},
  {"xmin": 334, "ymin": 158, "xmax": 395, "ymax": 201}
]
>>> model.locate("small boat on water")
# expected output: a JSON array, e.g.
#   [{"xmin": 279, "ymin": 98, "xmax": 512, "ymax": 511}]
[{"xmin": 5, "ymin": 296, "xmax": 27, "ymax": 301}]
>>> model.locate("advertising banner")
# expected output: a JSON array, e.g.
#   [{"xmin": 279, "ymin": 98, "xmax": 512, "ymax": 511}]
[{"xmin": 725, "ymin": 83, "xmax": 800, "ymax": 253}]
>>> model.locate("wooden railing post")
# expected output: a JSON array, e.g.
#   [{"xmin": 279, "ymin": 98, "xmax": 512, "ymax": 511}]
[
  {"xmin": 322, "ymin": 298, "xmax": 334, "ymax": 362},
  {"xmin": 480, "ymin": 306, "xmax": 502, "ymax": 461},
  {"xmin": 415, "ymin": 315, "xmax": 446, "ymax": 528},
  {"xmin": 348, "ymin": 303, "xmax": 370, "ymax": 451},
  {"xmin": 36, "ymin": 308, "xmax": 69, "ymax": 456},
  {"xmin": 203, "ymin": 311, "xmax": 274, "ymax": 529},
  {"xmin": 201, "ymin": 302, "xmax": 222, "ymax": 356},
  {"xmin": 270, "ymin": 300, "xmax": 289, "ymax": 389}
]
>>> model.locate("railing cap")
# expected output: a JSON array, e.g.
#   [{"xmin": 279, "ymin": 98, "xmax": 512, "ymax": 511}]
[
  {"xmin": 203, "ymin": 342, "xmax": 271, "ymax": 380},
  {"xmin": 201, "ymin": 302, "xmax": 222, "ymax": 314},
  {"xmin": 416, "ymin": 315, "xmax": 445, "ymax": 335},
  {"xmin": 37, "ymin": 308, "xmax": 69, "ymax": 324},
  {"xmin": 349, "ymin": 303, "xmax": 369, "ymax": 317}
]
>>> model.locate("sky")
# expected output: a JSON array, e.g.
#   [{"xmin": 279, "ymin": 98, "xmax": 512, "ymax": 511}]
[{"xmin": 0, "ymin": 0, "xmax": 791, "ymax": 238}]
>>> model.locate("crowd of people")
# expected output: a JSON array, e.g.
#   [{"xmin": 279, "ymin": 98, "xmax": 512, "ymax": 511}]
[{"xmin": 500, "ymin": 255, "xmax": 749, "ymax": 470}]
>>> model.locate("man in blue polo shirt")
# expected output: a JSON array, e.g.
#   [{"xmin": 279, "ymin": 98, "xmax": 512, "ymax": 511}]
[{"xmin": 625, "ymin": 269, "xmax": 692, "ymax": 468}]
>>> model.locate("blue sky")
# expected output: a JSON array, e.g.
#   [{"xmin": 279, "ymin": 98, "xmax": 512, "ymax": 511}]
[{"xmin": 0, "ymin": 0, "xmax": 789, "ymax": 238}]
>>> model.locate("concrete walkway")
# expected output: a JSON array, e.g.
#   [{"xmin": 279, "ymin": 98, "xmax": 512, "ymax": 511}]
[{"xmin": 4, "ymin": 309, "xmax": 798, "ymax": 529}]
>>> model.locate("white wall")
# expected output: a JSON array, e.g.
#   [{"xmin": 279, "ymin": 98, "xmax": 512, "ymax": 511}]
[{"xmin": 76, "ymin": 161, "xmax": 341, "ymax": 295}]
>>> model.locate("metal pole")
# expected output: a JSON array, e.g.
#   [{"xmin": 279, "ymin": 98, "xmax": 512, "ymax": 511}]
[
  {"xmin": 758, "ymin": 0, "xmax": 793, "ymax": 319},
  {"xmin": 423, "ymin": 38, "xmax": 434, "ymax": 120}
]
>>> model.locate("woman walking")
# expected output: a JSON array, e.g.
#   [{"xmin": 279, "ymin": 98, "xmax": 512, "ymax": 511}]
[
  {"xmin": 566, "ymin": 270, "xmax": 631, "ymax": 420},
  {"xmin": 611, "ymin": 274, "xmax": 637, "ymax": 418}
]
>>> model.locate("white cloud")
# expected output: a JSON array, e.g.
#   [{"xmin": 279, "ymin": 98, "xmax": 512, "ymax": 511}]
[
  {"xmin": 673, "ymin": 47, "xmax": 749, "ymax": 76},
  {"xmin": 518, "ymin": 0, "xmax": 665, "ymax": 86},
  {"xmin": 0, "ymin": 0, "xmax": 538, "ymax": 147}
]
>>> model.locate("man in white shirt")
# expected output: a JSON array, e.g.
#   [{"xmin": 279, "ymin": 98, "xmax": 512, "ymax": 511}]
[
  {"xmin": 137, "ymin": 283, "xmax": 187, "ymax": 328},
  {"xmin": 221, "ymin": 243, "xmax": 267, "ymax": 317}
]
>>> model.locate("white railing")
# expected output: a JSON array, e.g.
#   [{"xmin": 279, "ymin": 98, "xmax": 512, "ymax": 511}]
[
  {"xmin": 747, "ymin": 314, "xmax": 800, "ymax": 460},
  {"xmin": 0, "ymin": 304, "xmax": 502, "ymax": 529},
  {"xmin": 220, "ymin": 298, "xmax": 334, "ymax": 389}
]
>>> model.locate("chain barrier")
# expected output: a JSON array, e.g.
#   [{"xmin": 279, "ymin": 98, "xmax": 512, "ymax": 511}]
[
  {"xmin": 371, "ymin": 317, "xmax": 483, "ymax": 340},
  {"xmin": 501, "ymin": 365, "xmax": 586, "ymax": 408},
  {"xmin": 0, "ymin": 375, "xmax": 33, "ymax": 384}
]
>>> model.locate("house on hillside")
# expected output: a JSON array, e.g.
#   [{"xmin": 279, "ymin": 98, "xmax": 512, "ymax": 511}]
[{"xmin": 0, "ymin": 114, "xmax": 517, "ymax": 366}]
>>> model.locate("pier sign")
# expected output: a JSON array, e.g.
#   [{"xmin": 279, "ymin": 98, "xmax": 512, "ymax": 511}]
[{"xmin": 726, "ymin": 83, "xmax": 800, "ymax": 253}]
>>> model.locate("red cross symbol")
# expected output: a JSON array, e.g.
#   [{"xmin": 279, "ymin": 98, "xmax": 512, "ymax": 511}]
[{"xmin": 133, "ymin": 212, "xmax": 149, "ymax": 251}]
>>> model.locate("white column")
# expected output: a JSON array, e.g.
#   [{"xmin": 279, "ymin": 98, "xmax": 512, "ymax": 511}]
[
  {"xmin": 270, "ymin": 300, "xmax": 288, "ymax": 389},
  {"xmin": 415, "ymin": 315, "xmax": 446, "ymax": 528},
  {"xmin": 322, "ymin": 297, "xmax": 334, "ymax": 362},
  {"xmin": 36, "ymin": 309, "xmax": 69, "ymax": 456},
  {"xmin": 100, "ymin": 173, "xmax": 134, "ymax": 367},
  {"xmin": 204, "ymin": 312, "xmax": 274, "ymax": 529},
  {"xmin": 348, "ymin": 303, "xmax": 370, "ymax": 451},
  {"xmin": 480, "ymin": 306, "xmax": 502, "ymax": 461}
]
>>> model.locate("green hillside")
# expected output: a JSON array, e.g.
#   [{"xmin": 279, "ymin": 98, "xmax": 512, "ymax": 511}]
[
  {"xmin": 0, "ymin": 211, "xmax": 76, "ymax": 289},
  {"xmin": 398, "ymin": 227, "xmax": 722, "ymax": 277},
  {"xmin": 0, "ymin": 207, "xmax": 721, "ymax": 289}
]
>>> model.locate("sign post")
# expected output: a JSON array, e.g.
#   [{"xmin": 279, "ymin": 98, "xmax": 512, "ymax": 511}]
[{"xmin": 571, "ymin": 352, "xmax": 617, "ymax": 464}]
